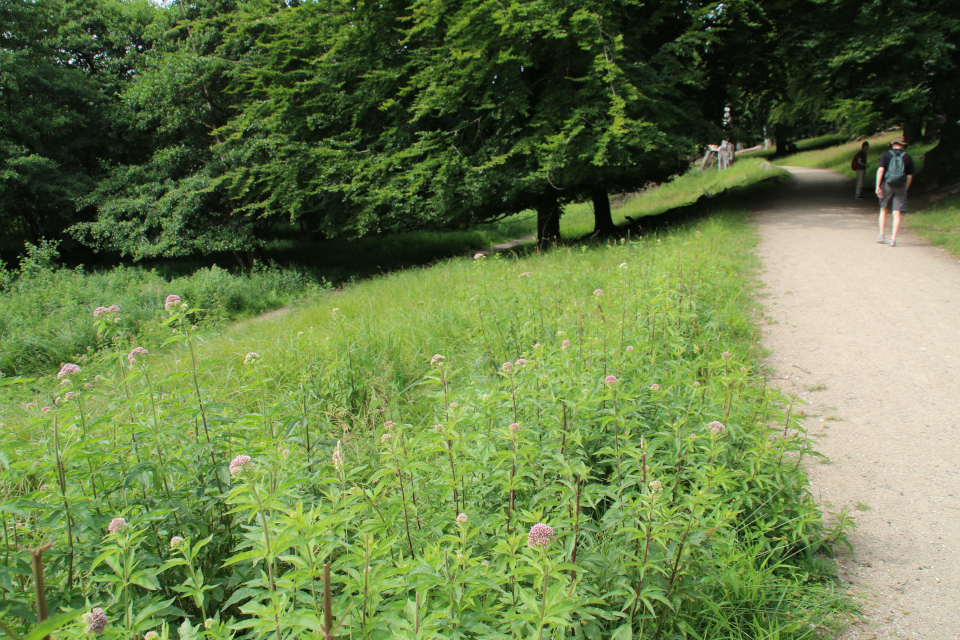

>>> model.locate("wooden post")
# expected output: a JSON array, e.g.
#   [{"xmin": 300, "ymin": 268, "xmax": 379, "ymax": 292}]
[{"xmin": 28, "ymin": 542, "xmax": 55, "ymax": 640}]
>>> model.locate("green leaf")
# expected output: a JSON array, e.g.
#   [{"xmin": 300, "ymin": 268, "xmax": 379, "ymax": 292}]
[{"xmin": 24, "ymin": 609, "xmax": 85, "ymax": 640}]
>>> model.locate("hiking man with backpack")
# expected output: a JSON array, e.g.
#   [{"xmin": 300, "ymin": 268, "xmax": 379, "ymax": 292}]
[
  {"xmin": 875, "ymin": 136, "xmax": 914, "ymax": 247},
  {"xmin": 852, "ymin": 141, "xmax": 869, "ymax": 199}
]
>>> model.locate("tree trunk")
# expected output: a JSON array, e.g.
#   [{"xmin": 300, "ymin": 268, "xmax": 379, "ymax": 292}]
[
  {"xmin": 923, "ymin": 116, "xmax": 943, "ymax": 144},
  {"xmin": 916, "ymin": 116, "xmax": 960, "ymax": 189},
  {"xmin": 773, "ymin": 131, "xmax": 793, "ymax": 158},
  {"xmin": 903, "ymin": 121, "xmax": 924, "ymax": 145},
  {"xmin": 536, "ymin": 193, "xmax": 561, "ymax": 246},
  {"xmin": 591, "ymin": 188, "xmax": 615, "ymax": 236}
]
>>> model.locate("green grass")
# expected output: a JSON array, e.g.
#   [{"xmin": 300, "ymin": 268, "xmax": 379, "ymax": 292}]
[
  {"xmin": 261, "ymin": 157, "xmax": 788, "ymax": 271},
  {"xmin": 911, "ymin": 193, "xmax": 960, "ymax": 257},
  {"xmin": 0, "ymin": 207, "xmax": 849, "ymax": 640},
  {"xmin": 0, "ymin": 262, "xmax": 325, "ymax": 378},
  {"xmin": 0, "ymin": 159, "xmax": 786, "ymax": 379},
  {"xmin": 774, "ymin": 131, "xmax": 938, "ymax": 182},
  {"xmin": 739, "ymin": 133, "xmax": 851, "ymax": 160}
]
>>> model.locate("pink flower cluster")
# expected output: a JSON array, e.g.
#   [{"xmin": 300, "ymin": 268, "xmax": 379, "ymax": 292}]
[
  {"xmin": 108, "ymin": 517, "xmax": 127, "ymax": 533},
  {"xmin": 170, "ymin": 536, "xmax": 185, "ymax": 549},
  {"xmin": 604, "ymin": 375, "xmax": 618, "ymax": 385},
  {"xmin": 456, "ymin": 513, "xmax": 468, "ymax": 525},
  {"xmin": 93, "ymin": 305, "xmax": 121, "ymax": 317},
  {"xmin": 561, "ymin": 339, "xmax": 570, "ymax": 349},
  {"xmin": 527, "ymin": 523, "xmax": 555, "ymax": 550},
  {"xmin": 244, "ymin": 352, "xmax": 260, "ymax": 365},
  {"xmin": 127, "ymin": 347, "xmax": 149, "ymax": 364},
  {"xmin": 57, "ymin": 363, "xmax": 81, "ymax": 379},
  {"xmin": 164, "ymin": 294, "xmax": 182, "ymax": 310},
  {"xmin": 502, "ymin": 361, "xmax": 513, "ymax": 372},
  {"xmin": 332, "ymin": 442, "xmax": 345, "ymax": 471},
  {"xmin": 229, "ymin": 454, "xmax": 252, "ymax": 477},
  {"xmin": 431, "ymin": 354, "xmax": 445, "ymax": 366},
  {"xmin": 509, "ymin": 422, "xmax": 520, "ymax": 434},
  {"xmin": 708, "ymin": 421, "xmax": 726, "ymax": 435},
  {"xmin": 82, "ymin": 608, "xmax": 107, "ymax": 634}
]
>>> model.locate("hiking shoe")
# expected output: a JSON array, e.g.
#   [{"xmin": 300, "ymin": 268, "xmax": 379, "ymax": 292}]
[
  {"xmin": 889, "ymin": 238, "xmax": 897, "ymax": 247},
  {"xmin": 876, "ymin": 234, "xmax": 885, "ymax": 243}
]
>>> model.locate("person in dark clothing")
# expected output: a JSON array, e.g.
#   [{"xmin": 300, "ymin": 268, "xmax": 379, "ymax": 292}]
[
  {"xmin": 854, "ymin": 141, "xmax": 869, "ymax": 199},
  {"xmin": 875, "ymin": 137, "xmax": 914, "ymax": 247}
]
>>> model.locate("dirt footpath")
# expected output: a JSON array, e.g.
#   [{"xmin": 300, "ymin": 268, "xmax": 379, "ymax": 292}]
[{"xmin": 752, "ymin": 167, "xmax": 960, "ymax": 639}]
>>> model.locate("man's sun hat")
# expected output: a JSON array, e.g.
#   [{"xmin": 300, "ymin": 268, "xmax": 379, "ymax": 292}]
[{"xmin": 890, "ymin": 136, "xmax": 909, "ymax": 147}]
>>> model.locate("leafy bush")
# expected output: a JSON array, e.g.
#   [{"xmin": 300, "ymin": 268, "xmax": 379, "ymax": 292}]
[{"xmin": 0, "ymin": 212, "xmax": 847, "ymax": 639}]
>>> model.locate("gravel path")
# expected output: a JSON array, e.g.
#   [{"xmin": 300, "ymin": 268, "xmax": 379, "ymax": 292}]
[{"xmin": 752, "ymin": 167, "xmax": 960, "ymax": 640}]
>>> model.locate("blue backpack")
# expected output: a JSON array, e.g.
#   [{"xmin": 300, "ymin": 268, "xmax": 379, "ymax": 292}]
[{"xmin": 885, "ymin": 150, "xmax": 908, "ymax": 187}]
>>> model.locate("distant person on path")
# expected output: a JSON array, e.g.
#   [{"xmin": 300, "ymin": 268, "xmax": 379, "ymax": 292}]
[
  {"xmin": 875, "ymin": 136, "xmax": 914, "ymax": 247},
  {"xmin": 852, "ymin": 141, "xmax": 869, "ymax": 199}
]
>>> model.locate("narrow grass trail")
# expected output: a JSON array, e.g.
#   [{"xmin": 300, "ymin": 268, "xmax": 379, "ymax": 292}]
[{"xmin": 753, "ymin": 167, "xmax": 960, "ymax": 639}]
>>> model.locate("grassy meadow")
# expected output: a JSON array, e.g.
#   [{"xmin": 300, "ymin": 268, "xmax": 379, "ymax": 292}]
[
  {"xmin": 0, "ymin": 193, "xmax": 853, "ymax": 639},
  {"xmin": 0, "ymin": 159, "xmax": 784, "ymax": 379}
]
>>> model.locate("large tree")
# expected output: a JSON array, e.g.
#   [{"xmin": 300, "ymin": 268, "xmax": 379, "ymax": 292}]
[
  {"xmin": 0, "ymin": 0, "xmax": 155, "ymax": 243},
  {"xmin": 822, "ymin": 0, "xmax": 960, "ymax": 185},
  {"xmin": 351, "ymin": 0, "xmax": 718, "ymax": 241}
]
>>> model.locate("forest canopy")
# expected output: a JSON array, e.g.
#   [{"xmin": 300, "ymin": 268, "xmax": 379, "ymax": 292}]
[{"xmin": 2, "ymin": 0, "xmax": 958, "ymax": 252}]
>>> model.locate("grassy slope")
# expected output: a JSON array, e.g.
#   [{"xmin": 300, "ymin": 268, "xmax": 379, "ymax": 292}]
[
  {"xmin": 0, "ymin": 159, "xmax": 786, "ymax": 378},
  {"xmin": 262, "ymin": 157, "xmax": 788, "ymax": 276},
  {"xmin": 738, "ymin": 133, "xmax": 850, "ymax": 160},
  {"xmin": 0, "ymin": 205, "xmax": 850, "ymax": 638}
]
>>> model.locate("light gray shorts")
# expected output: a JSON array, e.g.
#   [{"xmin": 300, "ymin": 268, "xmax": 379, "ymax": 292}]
[{"xmin": 879, "ymin": 183, "xmax": 908, "ymax": 212}]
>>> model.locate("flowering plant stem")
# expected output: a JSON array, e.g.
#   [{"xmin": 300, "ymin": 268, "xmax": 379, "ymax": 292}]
[
  {"xmin": 248, "ymin": 482, "xmax": 282, "ymax": 640},
  {"xmin": 52, "ymin": 418, "xmax": 75, "ymax": 591}
]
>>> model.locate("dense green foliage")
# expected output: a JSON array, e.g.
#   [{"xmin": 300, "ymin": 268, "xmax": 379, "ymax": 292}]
[
  {"xmin": 6, "ymin": 0, "xmax": 958, "ymax": 259},
  {"xmin": 0, "ymin": 215, "xmax": 848, "ymax": 639}
]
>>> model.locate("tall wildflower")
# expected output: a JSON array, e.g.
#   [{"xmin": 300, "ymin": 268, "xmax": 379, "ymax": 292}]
[
  {"xmin": 82, "ymin": 608, "xmax": 107, "ymax": 635},
  {"xmin": 107, "ymin": 517, "xmax": 127, "ymax": 533},
  {"xmin": 527, "ymin": 523, "xmax": 555, "ymax": 550},
  {"xmin": 164, "ymin": 294, "xmax": 182, "ymax": 310},
  {"xmin": 229, "ymin": 454, "xmax": 252, "ymax": 477},
  {"xmin": 127, "ymin": 347, "xmax": 149, "ymax": 364},
  {"xmin": 57, "ymin": 363, "xmax": 81, "ymax": 379}
]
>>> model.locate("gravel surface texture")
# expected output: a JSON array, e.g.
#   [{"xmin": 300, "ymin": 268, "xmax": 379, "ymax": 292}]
[{"xmin": 753, "ymin": 167, "xmax": 960, "ymax": 640}]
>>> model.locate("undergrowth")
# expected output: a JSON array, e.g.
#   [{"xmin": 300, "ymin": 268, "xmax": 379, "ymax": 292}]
[{"xmin": 0, "ymin": 210, "xmax": 850, "ymax": 640}]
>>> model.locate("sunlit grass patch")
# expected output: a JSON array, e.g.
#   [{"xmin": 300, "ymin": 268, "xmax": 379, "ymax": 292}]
[
  {"xmin": 1, "ymin": 207, "xmax": 850, "ymax": 639},
  {"xmin": 911, "ymin": 193, "xmax": 960, "ymax": 258}
]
